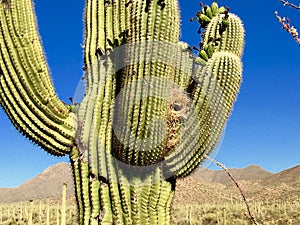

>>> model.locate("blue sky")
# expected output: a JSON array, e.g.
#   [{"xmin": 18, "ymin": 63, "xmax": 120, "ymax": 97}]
[{"xmin": 0, "ymin": 0, "xmax": 299, "ymax": 188}]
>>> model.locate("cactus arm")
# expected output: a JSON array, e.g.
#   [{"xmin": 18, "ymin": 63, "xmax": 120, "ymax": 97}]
[
  {"xmin": 166, "ymin": 51, "xmax": 243, "ymax": 177},
  {"xmin": 0, "ymin": 0, "xmax": 76, "ymax": 155},
  {"xmin": 165, "ymin": 3, "xmax": 245, "ymax": 177}
]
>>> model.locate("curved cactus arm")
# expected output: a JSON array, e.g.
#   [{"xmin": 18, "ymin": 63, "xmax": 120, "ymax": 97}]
[
  {"xmin": 167, "ymin": 51, "xmax": 243, "ymax": 177},
  {"xmin": 164, "ymin": 3, "xmax": 245, "ymax": 177},
  {"xmin": 0, "ymin": 0, "xmax": 77, "ymax": 155}
]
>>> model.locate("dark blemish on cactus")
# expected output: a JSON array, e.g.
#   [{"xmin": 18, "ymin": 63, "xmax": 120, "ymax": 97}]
[
  {"xmin": 166, "ymin": 176, "xmax": 176, "ymax": 191},
  {"xmin": 104, "ymin": 0, "xmax": 111, "ymax": 7},
  {"xmin": 125, "ymin": 0, "xmax": 133, "ymax": 7},
  {"xmin": 95, "ymin": 48, "xmax": 104, "ymax": 57},
  {"xmin": 145, "ymin": 0, "xmax": 151, "ymax": 13},
  {"xmin": 119, "ymin": 29, "xmax": 129, "ymax": 40},
  {"xmin": 99, "ymin": 175, "xmax": 109, "ymax": 184},
  {"xmin": 1, "ymin": 0, "xmax": 10, "ymax": 10},
  {"xmin": 158, "ymin": 0, "xmax": 166, "ymax": 10},
  {"xmin": 0, "ymin": 67, "xmax": 3, "ymax": 77},
  {"xmin": 107, "ymin": 38, "xmax": 115, "ymax": 47},
  {"xmin": 119, "ymin": 30, "xmax": 129, "ymax": 45},
  {"xmin": 89, "ymin": 171, "xmax": 98, "ymax": 182}
]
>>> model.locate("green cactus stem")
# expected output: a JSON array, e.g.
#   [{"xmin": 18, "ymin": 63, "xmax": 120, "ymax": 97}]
[
  {"xmin": 0, "ymin": 0, "xmax": 244, "ymax": 224},
  {"xmin": 61, "ymin": 183, "xmax": 67, "ymax": 225},
  {"xmin": 0, "ymin": 0, "xmax": 76, "ymax": 155}
]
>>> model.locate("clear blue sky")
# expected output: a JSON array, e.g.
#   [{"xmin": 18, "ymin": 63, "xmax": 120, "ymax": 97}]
[{"xmin": 0, "ymin": 0, "xmax": 299, "ymax": 188}]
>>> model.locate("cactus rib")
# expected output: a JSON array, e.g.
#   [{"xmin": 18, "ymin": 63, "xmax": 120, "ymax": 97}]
[{"xmin": 0, "ymin": 0, "xmax": 76, "ymax": 155}]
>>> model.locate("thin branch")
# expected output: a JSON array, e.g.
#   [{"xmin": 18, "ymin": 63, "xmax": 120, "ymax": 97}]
[
  {"xmin": 204, "ymin": 155, "xmax": 259, "ymax": 225},
  {"xmin": 279, "ymin": 0, "xmax": 300, "ymax": 9},
  {"xmin": 275, "ymin": 11, "xmax": 300, "ymax": 45}
]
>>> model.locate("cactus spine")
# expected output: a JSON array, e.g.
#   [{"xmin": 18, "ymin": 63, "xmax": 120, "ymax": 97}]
[{"xmin": 0, "ymin": 0, "xmax": 244, "ymax": 225}]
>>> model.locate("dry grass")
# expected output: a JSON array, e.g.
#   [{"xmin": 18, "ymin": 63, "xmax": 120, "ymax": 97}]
[
  {"xmin": 0, "ymin": 199, "xmax": 78, "ymax": 225},
  {"xmin": 1, "ymin": 199, "xmax": 300, "ymax": 224},
  {"xmin": 172, "ymin": 199, "xmax": 300, "ymax": 225}
]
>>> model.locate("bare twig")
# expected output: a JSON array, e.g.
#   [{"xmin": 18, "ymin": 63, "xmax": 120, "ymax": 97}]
[
  {"xmin": 279, "ymin": 0, "xmax": 300, "ymax": 9},
  {"xmin": 275, "ymin": 11, "xmax": 300, "ymax": 45},
  {"xmin": 204, "ymin": 155, "xmax": 259, "ymax": 225},
  {"xmin": 275, "ymin": 0, "xmax": 300, "ymax": 45}
]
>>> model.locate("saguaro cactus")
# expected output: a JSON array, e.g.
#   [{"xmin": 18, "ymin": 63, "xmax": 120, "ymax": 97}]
[{"xmin": 0, "ymin": 0, "xmax": 244, "ymax": 224}]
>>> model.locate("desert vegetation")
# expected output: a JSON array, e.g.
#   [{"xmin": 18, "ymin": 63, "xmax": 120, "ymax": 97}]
[
  {"xmin": 1, "ymin": 198, "xmax": 300, "ymax": 225},
  {"xmin": 172, "ymin": 200, "xmax": 300, "ymax": 225},
  {"xmin": 0, "ymin": 199, "xmax": 77, "ymax": 225},
  {"xmin": 2, "ymin": 163, "xmax": 300, "ymax": 224}
]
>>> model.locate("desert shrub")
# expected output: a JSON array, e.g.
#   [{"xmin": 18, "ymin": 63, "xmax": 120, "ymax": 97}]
[{"xmin": 201, "ymin": 213, "xmax": 218, "ymax": 225}]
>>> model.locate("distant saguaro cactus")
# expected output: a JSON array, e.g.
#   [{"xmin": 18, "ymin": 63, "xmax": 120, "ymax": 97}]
[{"xmin": 0, "ymin": 0, "xmax": 244, "ymax": 224}]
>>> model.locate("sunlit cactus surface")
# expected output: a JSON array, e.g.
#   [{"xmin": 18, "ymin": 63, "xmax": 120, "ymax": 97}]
[{"xmin": 0, "ymin": 0, "xmax": 244, "ymax": 224}]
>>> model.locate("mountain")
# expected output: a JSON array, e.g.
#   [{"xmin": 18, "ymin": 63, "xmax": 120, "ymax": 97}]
[
  {"xmin": 0, "ymin": 162, "xmax": 75, "ymax": 202},
  {"xmin": 191, "ymin": 164, "xmax": 273, "ymax": 185},
  {"xmin": 0, "ymin": 162, "xmax": 299, "ymax": 203},
  {"xmin": 262, "ymin": 165, "xmax": 300, "ymax": 186}
]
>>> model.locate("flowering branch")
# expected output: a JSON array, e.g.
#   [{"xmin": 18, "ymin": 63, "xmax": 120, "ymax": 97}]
[
  {"xmin": 275, "ymin": 11, "xmax": 300, "ymax": 44},
  {"xmin": 275, "ymin": 1, "xmax": 300, "ymax": 45}
]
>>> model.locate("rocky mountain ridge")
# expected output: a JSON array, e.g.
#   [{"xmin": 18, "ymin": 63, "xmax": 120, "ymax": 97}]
[{"xmin": 1, "ymin": 162, "xmax": 299, "ymax": 203}]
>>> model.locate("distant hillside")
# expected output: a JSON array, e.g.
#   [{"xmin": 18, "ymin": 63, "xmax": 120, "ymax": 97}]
[
  {"xmin": 1, "ymin": 162, "xmax": 299, "ymax": 204},
  {"xmin": 191, "ymin": 164, "xmax": 273, "ymax": 185},
  {"xmin": 263, "ymin": 165, "xmax": 300, "ymax": 186},
  {"xmin": 0, "ymin": 162, "xmax": 74, "ymax": 202}
]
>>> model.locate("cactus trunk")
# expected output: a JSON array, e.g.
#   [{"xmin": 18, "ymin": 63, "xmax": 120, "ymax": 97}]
[
  {"xmin": 0, "ymin": 0, "xmax": 245, "ymax": 224},
  {"xmin": 70, "ymin": 148, "xmax": 175, "ymax": 224}
]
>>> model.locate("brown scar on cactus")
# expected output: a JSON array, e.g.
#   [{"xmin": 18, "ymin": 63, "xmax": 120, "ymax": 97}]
[
  {"xmin": 166, "ymin": 89, "xmax": 192, "ymax": 150},
  {"xmin": 0, "ymin": 0, "xmax": 10, "ymax": 10}
]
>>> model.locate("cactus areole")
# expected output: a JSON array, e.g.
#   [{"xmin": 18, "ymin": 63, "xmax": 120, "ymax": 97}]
[{"xmin": 0, "ymin": 0, "xmax": 244, "ymax": 224}]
